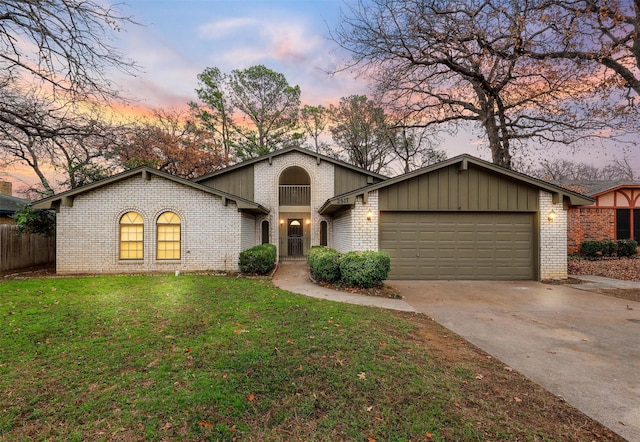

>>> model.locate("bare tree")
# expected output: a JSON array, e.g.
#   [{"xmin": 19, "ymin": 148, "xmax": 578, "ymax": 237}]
[
  {"xmin": 329, "ymin": 95, "xmax": 394, "ymax": 173},
  {"xmin": 524, "ymin": 1, "xmax": 640, "ymax": 100},
  {"xmin": 527, "ymin": 156, "xmax": 637, "ymax": 181},
  {"xmin": 0, "ymin": 0, "xmax": 138, "ymax": 101},
  {"xmin": 0, "ymin": 93, "xmax": 123, "ymax": 195},
  {"xmin": 333, "ymin": 0, "xmax": 619, "ymax": 169}
]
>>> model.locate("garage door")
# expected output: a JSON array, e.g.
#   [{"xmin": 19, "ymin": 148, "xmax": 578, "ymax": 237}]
[{"xmin": 380, "ymin": 212, "xmax": 535, "ymax": 280}]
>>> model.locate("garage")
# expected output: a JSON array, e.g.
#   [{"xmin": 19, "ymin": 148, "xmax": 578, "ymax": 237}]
[
  {"xmin": 320, "ymin": 154, "xmax": 595, "ymax": 281},
  {"xmin": 380, "ymin": 211, "xmax": 535, "ymax": 280}
]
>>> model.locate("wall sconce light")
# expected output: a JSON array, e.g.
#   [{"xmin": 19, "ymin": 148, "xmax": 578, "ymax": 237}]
[
  {"xmin": 366, "ymin": 209, "xmax": 373, "ymax": 221},
  {"xmin": 547, "ymin": 210, "xmax": 557, "ymax": 222},
  {"xmin": 306, "ymin": 219, "xmax": 311, "ymax": 225},
  {"xmin": 279, "ymin": 219, "xmax": 284, "ymax": 226}
]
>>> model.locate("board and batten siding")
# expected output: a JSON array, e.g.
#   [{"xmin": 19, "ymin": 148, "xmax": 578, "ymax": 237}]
[
  {"xmin": 197, "ymin": 165, "xmax": 255, "ymax": 201},
  {"xmin": 334, "ymin": 165, "xmax": 383, "ymax": 196},
  {"xmin": 378, "ymin": 164, "xmax": 539, "ymax": 212}
]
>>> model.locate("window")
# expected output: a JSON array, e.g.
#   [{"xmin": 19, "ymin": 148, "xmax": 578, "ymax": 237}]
[
  {"xmin": 157, "ymin": 212, "xmax": 181, "ymax": 259},
  {"xmin": 617, "ymin": 209, "xmax": 631, "ymax": 240},
  {"xmin": 261, "ymin": 220, "xmax": 270, "ymax": 244},
  {"xmin": 320, "ymin": 220, "xmax": 328, "ymax": 246},
  {"xmin": 617, "ymin": 209, "xmax": 640, "ymax": 241},
  {"xmin": 120, "ymin": 211, "xmax": 143, "ymax": 259}
]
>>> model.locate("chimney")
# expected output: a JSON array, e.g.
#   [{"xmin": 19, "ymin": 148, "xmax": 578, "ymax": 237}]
[{"xmin": 0, "ymin": 181, "xmax": 12, "ymax": 196}]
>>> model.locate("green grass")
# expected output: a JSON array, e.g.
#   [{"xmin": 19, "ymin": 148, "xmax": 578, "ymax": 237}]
[{"xmin": 0, "ymin": 275, "xmax": 615, "ymax": 441}]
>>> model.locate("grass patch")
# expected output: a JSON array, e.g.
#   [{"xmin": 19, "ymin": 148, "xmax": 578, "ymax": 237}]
[{"xmin": 0, "ymin": 275, "xmax": 621, "ymax": 441}]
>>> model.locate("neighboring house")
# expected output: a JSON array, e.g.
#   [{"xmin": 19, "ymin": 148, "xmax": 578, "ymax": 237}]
[
  {"xmin": 0, "ymin": 190, "xmax": 30, "ymax": 224},
  {"xmin": 33, "ymin": 146, "xmax": 592, "ymax": 280},
  {"xmin": 560, "ymin": 181, "xmax": 640, "ymax": 254}
]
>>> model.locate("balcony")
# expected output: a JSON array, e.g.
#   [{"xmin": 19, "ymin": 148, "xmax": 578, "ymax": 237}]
[{"xmin": 279, "ymin": 185, "xmax": 310, "ymax": 206}]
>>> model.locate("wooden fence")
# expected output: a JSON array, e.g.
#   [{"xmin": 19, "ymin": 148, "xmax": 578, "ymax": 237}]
[{"xmin": 0, "ymin": 225, "xmax": 55, "ymax": 272}]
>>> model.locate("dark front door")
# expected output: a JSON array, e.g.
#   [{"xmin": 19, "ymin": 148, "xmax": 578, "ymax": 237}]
[{"xmin": 287, "ymin": 219, "xmax": 303, "ymax": 257}]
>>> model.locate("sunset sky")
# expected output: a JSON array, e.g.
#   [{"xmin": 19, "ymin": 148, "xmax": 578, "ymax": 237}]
[{"xmin": 3, "ymin": 0, "xmax": 638, "ymax": 192}]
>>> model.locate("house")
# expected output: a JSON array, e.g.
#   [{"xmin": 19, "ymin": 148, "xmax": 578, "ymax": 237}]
[
  {"xmin": 32, "ymin": 146, "xmax": 592, "ymax": 279},
  {"xmin": 0, "ymin": 181, "xmax": 30, "ymax": 224},
  {"xmin": 560, "ymin": 181, "xmax": 640, "ymax": 253}
]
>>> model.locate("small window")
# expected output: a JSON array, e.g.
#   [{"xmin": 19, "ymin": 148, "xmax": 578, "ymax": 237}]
[
  {"xmin": 157, "ymin": 212, "xmax": 181, "ymax": 260},
  {"xmin": 634, "ymin": 210, "xmax": 640, "ymax": 241},
  {"xmin": 261, "ymin": 220, "xmax": 270, "ymax": 244},
  {"xmin": 320, "ymin": 220, "xmax": 328, "ymax": 246},
  {"xmin": 120, "ymin": 211, "xmax": 143, "ymax": 259}
]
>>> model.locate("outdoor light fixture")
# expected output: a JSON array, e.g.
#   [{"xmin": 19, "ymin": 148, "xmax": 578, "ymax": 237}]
[
  {"xmin": 280, "ymin": 219, "xmax": 284, "ymax": 225},
  {"xmin": 547, "ymin": 210, "xmax": 557, "ymax": 222},
  {"xmin": 306, "ymin": 219, "xmax": 311, "ymax": 225},
  {"xmin": 366, "ymin": 209, "xmax": 373, "ymax": 221}
]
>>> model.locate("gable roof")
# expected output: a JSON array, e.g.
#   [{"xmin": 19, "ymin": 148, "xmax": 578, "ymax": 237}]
[
  {"xmin": 193, "ymin": 145, "xmax": 389, "ymax": 183},
  {"xmin": 554, "ymin": 181, "xmax": 640, "ymax": 197},
  {"xmin": 320, "ymin": 154, "xmax": 595, "ymax": 214},
  {"xmin": 32, "ymin": 167, "xmax": 269, "ymax": 215},
  {"xmin": 0, "ymin": 193, "xmax": 30, "ymax": 216}
]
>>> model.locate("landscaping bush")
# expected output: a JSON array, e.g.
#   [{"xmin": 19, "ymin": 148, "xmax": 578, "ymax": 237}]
[
  {"xmin": 339, "ymin": 250, "xmax": 391, "ymax": 288},
  {"xmin": 617, "ymin": 239, "xmax": 639, "ymax": 257},
  {"xmin": 307, "ymin": 246, "xmax": 341, "ymax": 283},
  {"xmin": 239, "ymin": 244, "xmax": 277, "ymax": 274},
  {"xmin": 579, "ymin": 240, "xmax": 616, "ymax": 259}
]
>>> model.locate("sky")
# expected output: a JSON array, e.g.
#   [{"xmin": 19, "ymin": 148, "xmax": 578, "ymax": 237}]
[{"xmin": 3, "ymin": 0, "xmax": 639, "ymax": 192}]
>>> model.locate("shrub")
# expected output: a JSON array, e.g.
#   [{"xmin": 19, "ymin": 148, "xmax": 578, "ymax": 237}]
[
  {"xmin": 617, "ymin": 239, "xmax": 639, "ymax": 257},
  {"xmin": 12, "ymin": 205, "xmax": 55, "ymax": 236},
  {"xmin": 579, "ymin": 240, "xmax": 616, "ymax": 259},
  {"xmin": 239, "ymin": 244, "xmax": 277, "ymax": 275},
  {"xmin": 307, "ymin": 246, "xmax": 341, "ymax": 283},
  {"xmin": 339, "ymin": 250, "xmax": 391, "ymax": 288}
]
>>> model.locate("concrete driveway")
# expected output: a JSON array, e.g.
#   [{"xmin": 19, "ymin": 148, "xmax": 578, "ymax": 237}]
[{"xmin": 388, "ymin": 280, "xmax": 640, "ymax": 441}]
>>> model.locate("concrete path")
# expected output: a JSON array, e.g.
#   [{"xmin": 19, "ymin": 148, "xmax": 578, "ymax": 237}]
[
  {"xmin": 273, "ymin": 263, "xmax": 640, "ymax": 441},
  {"xmin": 272, "ymin": 261, "xmax": 416, "ymax": 312}
]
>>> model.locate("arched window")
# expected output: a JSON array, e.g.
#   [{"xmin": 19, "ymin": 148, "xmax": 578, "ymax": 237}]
[
  {"xmin": 320, "ymin": 220, "xmax": 328, "ymax": 246},
  {"xmin": 157, "ymin": 212, "xmax": 181, "ymax": 260},
  {"xmin": 261, "ymin": 220, "xmax": 270, "ymax": 244},
  {"xmin": 120, "ymin": 211, "xmax": 143, "ymax": 259}
]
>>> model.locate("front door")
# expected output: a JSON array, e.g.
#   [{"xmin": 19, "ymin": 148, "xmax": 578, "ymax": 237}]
[{"xmin": 287, "ymin": 219, "xmax": 303, "ymax": 257}]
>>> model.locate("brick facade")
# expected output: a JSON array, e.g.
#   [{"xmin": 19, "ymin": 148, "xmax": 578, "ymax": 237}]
[
  {"xmin": 567, "ymin": 207, "xmax": 615, "ymax": 254},
  {"xmin": 539, "ymin": 191, "xmax": 568, "ymax": 279},
  {"xmin": 253, "ymin": 152, "xmax": 335, "ymax": 256},
  {"xmin": 56, "ymin": 174, "xmax": 246, "ymax": 274},
  {"xmin": 332, "ymin": 191, "xmax": 379, "ymax": 253}
]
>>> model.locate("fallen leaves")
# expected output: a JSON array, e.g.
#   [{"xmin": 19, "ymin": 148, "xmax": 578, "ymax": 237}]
[
  {"xmin": 357, "ymin": 372, "xmax": 367, "ymax": 380},
  {"xmin": 568, "ymin": 257, "xmax": 640, "ymax": 281}
]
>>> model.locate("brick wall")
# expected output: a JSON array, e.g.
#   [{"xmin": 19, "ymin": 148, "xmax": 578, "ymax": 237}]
[
  {"xmin": 56, "ymin": 174, "xmax": 245, "ymax": 274},
  {"xmin": 331, "ymin": 191, "xmax": 379, "ymax": 252},
  {"xmin": 539, "ymin": 191, "xmax": 568, "ymax": 279},
  {"xmin": 253, "ymin": 152, "xmax": 335, "ymax": 256},
  {"xmin": 567, "ymin": 207, "xmax": 615, "ymax": 254}
]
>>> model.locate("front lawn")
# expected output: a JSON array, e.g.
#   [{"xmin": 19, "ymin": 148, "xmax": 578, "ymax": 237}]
[{"xmin": 0, "ymin": 275, "xmax": 621, "ymax": 441}]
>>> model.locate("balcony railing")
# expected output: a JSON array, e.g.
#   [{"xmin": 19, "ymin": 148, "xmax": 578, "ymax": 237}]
[{"xmin": 279, "ymin": 185, "xmax": 310, "ymax": 206}]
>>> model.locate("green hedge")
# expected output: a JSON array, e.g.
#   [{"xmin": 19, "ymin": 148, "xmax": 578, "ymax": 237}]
[
  {"xmin": 307, "ymin": 246, "xmax": 341, "ymax": 283},
  {"xmin": 339, "ymin": 250, "xmax": 391, "ymax": 288},
  {"xmin": 617, "ymin": 239, "xmax": 639, "ymax": 257},
  {"xmin": 239, "ymin": 244, "xmax": 277, "ymax": 274},
  {"xmin": 579, "ymin": 239, "xmax": 638, "ymax": 259}
]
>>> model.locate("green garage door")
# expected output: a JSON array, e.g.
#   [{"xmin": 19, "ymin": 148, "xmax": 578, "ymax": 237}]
[{"xmin": 380, "ymin": 212, "xmax": 535, "ymax": 280}]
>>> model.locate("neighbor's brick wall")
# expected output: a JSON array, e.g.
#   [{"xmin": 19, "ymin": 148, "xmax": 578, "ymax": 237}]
[
  {"xmin": 253, "ymin": 152, "xmax": 335, "ymax": 255},
  {"xmin": 567, "ymin": 207, "xmax": 615, "ymax": 254},
  {"xmin": 56, "ymin": 174, "xmax": 245, "ymax": 274},
  {"xmin": 539, "ymin": 191, "xmax": 567, "ymax": 279},
  {"xmin": 331, "ymin": 192, "xmax": 379, "ymax": 252}
]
